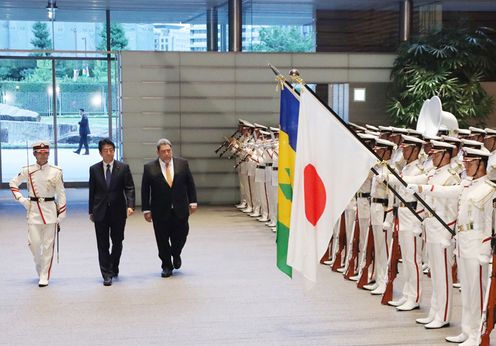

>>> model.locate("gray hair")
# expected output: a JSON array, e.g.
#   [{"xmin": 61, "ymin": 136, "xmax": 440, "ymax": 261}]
[{"xmin": 156, "ymin": 138, "xmax": 172, "ymax": 150}]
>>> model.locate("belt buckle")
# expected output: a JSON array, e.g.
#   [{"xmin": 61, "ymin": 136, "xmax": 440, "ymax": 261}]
[{"xmin": 39, "ymin": 197, "xmax": 45, "ymax": 202}]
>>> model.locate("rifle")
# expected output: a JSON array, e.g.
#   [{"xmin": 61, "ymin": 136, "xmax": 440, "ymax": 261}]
[
  {"xmin": 320, "ymin": 238, "xmax": 333, "ymax": 264},
  {"xmin": 357, "ymin": 225, "xmax": 375, "ymax": 289},
  {"xmin": 331, "ymin": 213, "xmax": 347, "ymax": 272},
  {"xmin": 381, "ymin": 213, "xmax": 401, "ymax": 305},
  {"xmin": 344, "ymin": 210, "xmax": 360, "ymax": 280},
  {"xmin": 215, "ymin": 129, "xmax": 242, "ymax": 155},
  {"xmin": 479, "ymin": 233, "xmax": 496, "ymax": 346}
]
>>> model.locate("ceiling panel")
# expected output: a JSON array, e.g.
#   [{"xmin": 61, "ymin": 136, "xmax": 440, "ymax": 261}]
[{"xmin": 0, "ymin": 1, "xmax": 493, "ymax": 24}]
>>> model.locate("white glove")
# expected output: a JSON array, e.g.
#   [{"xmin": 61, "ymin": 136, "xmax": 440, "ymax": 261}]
[
  {"xmin": 407, "ymin": 184, "xmax": 420, "ymax": 193},
  {"xmin": 18, "ymin": 197, "xmax": 30, "ymax": 210},
  {"xmin": 57, "ymin": 212, "xmax": 66, "ymax": 223},
  {"xmin": 382, "ymin": 221, "xmax": 392, "ymax": 232},
  {"xmin": 440, "ymin": 237, "xmax": 451, "ymax": 249},
  {"xmin": 375, "ymin": 173, "xmax": 386, "ymax": 183},
  {"xmin": 412, "ymin": 226, "xmax": 422, "ymax": 236},
  {"xmin": 479, "ymin": 254, "xmax": 491, "ymax": 265}
]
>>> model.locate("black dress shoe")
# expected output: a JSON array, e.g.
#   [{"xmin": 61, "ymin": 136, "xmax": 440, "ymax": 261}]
[
  {"xmin": 73, "ymin": 150, "xmax": 80, "ymax": 154},
  {"xmin": 38, "ymin": 284, "xmax": 48, "ymax": 287},
  {"xmin": 173, "ymin": 256, "xmax": 182, "ymax": 269},
  {"xmin": 103, "ymin": 277, "xmax": 112, "ymax": 286},
  {"xmin": 161, "ymin": 268, "xmax": 173, "ymax": 278}
]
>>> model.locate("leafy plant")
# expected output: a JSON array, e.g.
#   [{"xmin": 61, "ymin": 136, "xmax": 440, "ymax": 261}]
[
  {"xmin": 30, "ymin": 22, "xmax": 52, "ymax": 56},
  {"xmin": 387, "ymin": 26, "xmax": 496, "ymax": 127},
  {"xmin": 250, "ymin": 26, "xmax": 314, "ymax": 52},
  {"xmin": 97, "ymin": 22, "xmax": 128, "ymax": 51}
]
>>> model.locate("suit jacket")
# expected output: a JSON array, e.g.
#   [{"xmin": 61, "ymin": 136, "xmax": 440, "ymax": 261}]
[
  {"xmin": 141, "ymin": 157, "xmax": 197, "ymax": 219},
  {"xmin": 89, "ymin": 160, "xmax": 135, "ymax": 222},
  {"xmin": 79, "ymin": 115, "xmax": 90, "ymax": 136}
]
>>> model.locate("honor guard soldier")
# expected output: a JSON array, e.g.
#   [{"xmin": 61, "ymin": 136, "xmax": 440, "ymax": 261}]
[
  {"xmin": 364, "ymin": 138, "xmax": 396, "ymax": 295},
  {"xmin": 265, "ymin": 127, "xmax": 279, "ymax": 230},
  {"xmin": 380, "ymin": 135, "xmax": 426, "ymax": 311},
  {"xmin": 9, "ymin": 141, "xmax": 67, "ymax": 287},
  {"xmin": 235, "ymin": 120, "xmax": 255, "ymax": 210},
  {"xmin": 352, "ymin": 133, "xmax": 376, "ymax": 282},
  {"xmin": 248, "ymin": 123, "xmax": 267, "ymax": 218},
  {"xmin": 406, "ymin": 140, "xmax": 460, "ymax": 329},
  {"xmin": 411, "ymin": 147, "xmax": 496, "ymax": 345},
  {"xmin": 255, "ymin": 129, "xmax": 272, "ymax": 223}
]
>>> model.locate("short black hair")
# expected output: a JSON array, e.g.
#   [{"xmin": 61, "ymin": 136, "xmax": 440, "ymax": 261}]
[
  {"xmin": 98, "ymin": 138, "xmax": 115, "ymax": 152},
  {"xmin": 80, "ymin": 108, "xmax": 85, "ymax": 112}
]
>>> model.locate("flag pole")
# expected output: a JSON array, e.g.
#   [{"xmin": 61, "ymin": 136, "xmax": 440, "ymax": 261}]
[{"xmin": 267, "ymin": 63, "xmax": 454, "ymax": 236}]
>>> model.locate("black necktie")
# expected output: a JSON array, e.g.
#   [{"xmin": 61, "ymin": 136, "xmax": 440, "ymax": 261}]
[{"xmin": 105, "ymin": 164, "xmax": 111, "ymax": 188}]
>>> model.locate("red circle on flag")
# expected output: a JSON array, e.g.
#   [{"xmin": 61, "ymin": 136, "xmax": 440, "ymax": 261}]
[{"xmin": 304, "ymin": 164, "xmax": 326, "ymax": 226}]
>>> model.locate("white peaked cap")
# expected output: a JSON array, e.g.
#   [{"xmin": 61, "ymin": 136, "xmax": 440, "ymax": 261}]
[{"xmin": 401, "ymin": 134, "xmax": 425, "ymax": 145}]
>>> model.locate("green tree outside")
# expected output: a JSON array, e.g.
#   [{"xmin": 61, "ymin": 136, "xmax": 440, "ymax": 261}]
[
  {"xmin": 31, "ymin": 22, "xmax": 52, "ymax": 53},
  {"xmin": 250, "ymin": 26, "xmax": 314, "ymax": 52},
  {"xmin": 97, "ymin": 22, "xmax": 129, "ymax": 51}
]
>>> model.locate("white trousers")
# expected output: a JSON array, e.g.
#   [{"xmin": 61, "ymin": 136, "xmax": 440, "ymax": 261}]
[
  {"xmin": 356, "ymin": 197, "xmax": 370, "ymax": 275},
  {"xmin": 256, "ymin": 181, "xmax": 269, "ymax": 219},
  {"xmin": 248, "ymin": 175, "xmax": 260, "ymax": 214},
  {"xmin": 238, "ymin": 172, "xmax": 248, "ymax": 206},
  {"xmin": 28, "ymin": 223, "xmax": 57, "ymax": 284},
  {"xmin": 370, "ymin": 203, "xmax": 389, "ymax": 289},
  {"xmin": 397, "ymin": 207, "xmax": 422, "ymax": 304},
  {"xmin": 343, "ymin": 204, "xmax": 357, "ymax": 273},
  {"xmin": 426, "ymin": 242, "xmax": 453, "ymax": 323},
  {"xmin": 458, "ymin": 256, "xmax": 488, "ymax": 343},
  {"xmin": 267, "ymin": 184, "xmax": 277, "ymax": 224}
]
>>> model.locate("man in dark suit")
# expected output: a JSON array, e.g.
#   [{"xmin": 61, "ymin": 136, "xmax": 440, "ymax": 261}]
[
  {"xmin": 141, "ymin": 138, "xmax": 197, "ymax": 278},
  {"xmin": 89, "ymin": 138, "xmax": 135, "ymax": 286},
  {"xmin": 74, "ymin": 108, "xmax": 91, "ymax": 155}
]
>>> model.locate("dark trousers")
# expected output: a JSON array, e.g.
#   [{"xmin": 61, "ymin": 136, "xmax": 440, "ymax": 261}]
[
  {"xmin": 94, "ymin": 207, "xmax": 126, "ymax": 279},
  {"xmin": 152, "ymin": 209, "xmax": 189, "ymax": 270},
  {"xmin": 76, "ymin": 134, "xmax": 89, "ymax": 153}
]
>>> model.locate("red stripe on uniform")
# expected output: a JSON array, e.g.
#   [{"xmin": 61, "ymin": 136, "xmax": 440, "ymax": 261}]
[
  {"xmin": 480, "ymin": 265, "xmax": 483, "ymax": 313},
  {"xmin": 430, "ymin": 185, "xmax": 434, "ymax": 192},
  {"xmin": 482, "ymin": 237, "xmax": 491, "ymax": 243},
  {"xmin": 414, "ymin": 237, "xmax": 420, "ymax": 303},
  {"xmin": 443, "ymin": 248, "xmax": 450, "ymax": 321}
]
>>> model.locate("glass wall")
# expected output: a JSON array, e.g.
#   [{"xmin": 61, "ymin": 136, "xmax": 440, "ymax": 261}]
[
  {"xmin": 242, "ymin": 0, "xmax": 315, "ymax": 52},
  {"xmin": 0, "ymin": 54, "xmax": 118, "ymax": 183}
]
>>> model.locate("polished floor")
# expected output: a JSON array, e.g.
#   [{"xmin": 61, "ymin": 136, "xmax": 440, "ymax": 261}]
[{"xmin": 0, "ymin": 188, "xmax": 476, "ymax": 345}]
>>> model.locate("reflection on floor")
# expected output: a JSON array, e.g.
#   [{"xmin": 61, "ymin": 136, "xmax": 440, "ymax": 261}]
[{"xmin": 0, "ymin": 189, "xmax": 463, "ymax": 345}]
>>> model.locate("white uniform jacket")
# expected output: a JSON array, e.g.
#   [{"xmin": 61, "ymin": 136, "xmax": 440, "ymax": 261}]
[{"xmin": 9, "ymin": 163, "xmax": 67, "ymax": 224}]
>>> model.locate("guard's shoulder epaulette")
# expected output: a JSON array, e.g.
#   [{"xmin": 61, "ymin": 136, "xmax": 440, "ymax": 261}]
[
  {"xmin": 485, "ymin": 179, "xmax": 496, "ymax": 189},
  {"xmin": 448, "ymin": 168, "xmax": 458, "ymax": 175},
  {"xmin": 471, "ymin": 180, "xmax": 496, "ymax": 208},
  {"xmin": 49, "ymin": 164, "xmax": 63, "ymax": 171}
]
